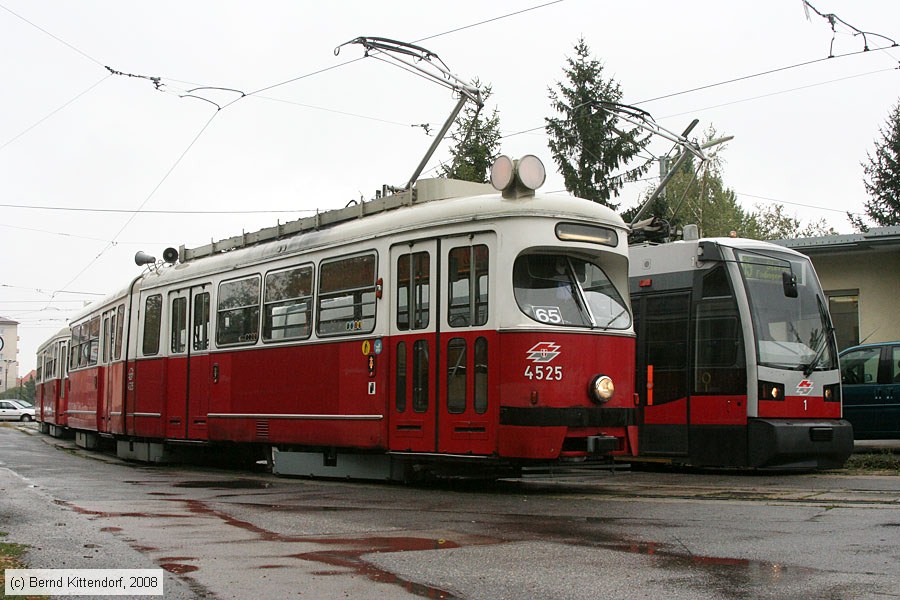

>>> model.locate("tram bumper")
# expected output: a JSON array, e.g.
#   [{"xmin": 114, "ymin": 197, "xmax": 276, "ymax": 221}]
[{"xmin": 747, "ymin": 418, "xmax": 854, "ymax": 470}]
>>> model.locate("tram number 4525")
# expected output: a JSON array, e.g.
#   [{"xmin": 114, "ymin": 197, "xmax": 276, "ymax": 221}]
[{"xmin": 524, "ymin": 365, "xmax": 563, "ymax": 381}]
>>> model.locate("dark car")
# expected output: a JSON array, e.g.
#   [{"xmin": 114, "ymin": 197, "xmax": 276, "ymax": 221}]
[{"xmin": 839, "ymin": 342, "xmax": 900, "ymax": 439}]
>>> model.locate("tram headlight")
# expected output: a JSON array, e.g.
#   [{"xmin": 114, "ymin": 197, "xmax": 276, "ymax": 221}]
[
  {"xmin": 758, "ymin": 381, "xmax": 785, "ymax": 401},
  {"xmin": 589, "ymin": 375, "xmax": 615, "ymax": 404}
]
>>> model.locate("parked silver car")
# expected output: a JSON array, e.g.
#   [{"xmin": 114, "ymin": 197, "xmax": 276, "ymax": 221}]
[{"xmin": 0, "ymin": 399, "xmax": 35, "ymax": 421}]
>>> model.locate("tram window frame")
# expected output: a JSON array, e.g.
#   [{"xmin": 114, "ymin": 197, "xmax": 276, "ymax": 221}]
[
  {"xmin": 171, "ymin": 296, "xmax": 188, "ymax": 353},
  {"xmin": 83, "ymin": 316, "xmax": 100, "ymax": 367},
  {"xmin": 317, "ymin": 252, "xmax": 377, "ymax": 337},
  {"xmin": 102, "ymin": 315, "xmax": 111, "ymax": 364},
  {"xmin": 396, "ymin": 341, "xmax": 407, "ymax": 413},
  {"xmin": 448, "ymin": 245, "xmax": 489, "ymax": 328},
  {"xmin": 193, "ymin": 292, "xmax": 210, "ymax": 351},
  {"xmin": 263, "ymin": 264, "xmax": 314, "ymax": 342},
  {"xmin": 396, "ymin": 251, "xmax": 430, "ymax": 331},
  {"xmin": 446, "ymin": 338, "xmax": 467, "ymax": 414},
  {"xmin": 474, "ymin": 337, "xmax": 488, "ymax": 414},
  {"xmin": 692, "ymin": 266, "xmax": 745, "ymax": 395},
  {"xmin": 216, "ymin": 275, "xmax": 261, "ymax": 347},
  {"xmin": 142, "ymin": 294, "xmax": 163, "ymax": 356},
  {"xmin": 114, "ymin": 305, "xmax": 125, "ymax": 360}
]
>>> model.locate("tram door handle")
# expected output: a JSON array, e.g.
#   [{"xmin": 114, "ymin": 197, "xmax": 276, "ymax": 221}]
[{"xmin": 212, "ymin": 364, "xmax": 219, "ymax": 384}]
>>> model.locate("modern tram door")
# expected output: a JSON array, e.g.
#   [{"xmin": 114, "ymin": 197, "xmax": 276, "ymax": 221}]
[
  {"xmin": 166, "ymin": 284, "xmax": 212, "ymax": 440},
  {"xmin": 634, "ymin": 292, "xmax": 691, "ymax": 456},
  {"xmin": 389, "ymin": 235, "xmax": 494, "ymax": 456}
]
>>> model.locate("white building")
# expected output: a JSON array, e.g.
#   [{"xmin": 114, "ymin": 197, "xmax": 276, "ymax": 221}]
[{"xmin": 0, "ymin": 317, "xmax": 20, "ymax": 394}]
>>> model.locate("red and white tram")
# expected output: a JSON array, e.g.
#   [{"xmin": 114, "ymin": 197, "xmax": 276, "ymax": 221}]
[
  {"xmin": 42, "ymin": 157, "xmax": 637, "ymax": 479},
  {"xmin": 35, "ymin": 327, "xmax": 71, "ymax": 438},
  {"xmin": 629, "ymin": 232, "xmax": 853, "ymax": 469}
]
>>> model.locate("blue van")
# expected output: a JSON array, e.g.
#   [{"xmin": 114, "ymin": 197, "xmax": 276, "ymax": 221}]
[{"xmin": 839, "ymin": 342, "xmax": 900, "ymax": 439}]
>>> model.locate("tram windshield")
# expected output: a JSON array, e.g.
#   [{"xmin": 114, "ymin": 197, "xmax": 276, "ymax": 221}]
[
  {"xmin": 734, "ymin": 250, "xmax": 836, "ymax": 372},
  {"xmin": 513, "ymin": 254, "xmax": 631, "ymax": 329}
]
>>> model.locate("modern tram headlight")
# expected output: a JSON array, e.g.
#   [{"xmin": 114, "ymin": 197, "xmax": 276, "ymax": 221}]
[{"xmin": 589, "ymin": 375, "xmax": 615, "ymax": 404}]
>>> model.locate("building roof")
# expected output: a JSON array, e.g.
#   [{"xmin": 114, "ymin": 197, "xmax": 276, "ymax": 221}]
[
  {"xmin": 0, "ymin": 316, "xmax": 20, "ymax": 326},
  {"xmin": 774, "ymin": 225, "xmax": 900, "ymax": 255}
]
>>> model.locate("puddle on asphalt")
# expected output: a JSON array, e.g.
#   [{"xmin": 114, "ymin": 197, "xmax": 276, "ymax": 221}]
[{"xmin": 290, "ymin": 537, "xmax": 461, "ymax": 600}]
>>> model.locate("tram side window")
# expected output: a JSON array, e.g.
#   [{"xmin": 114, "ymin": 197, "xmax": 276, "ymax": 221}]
[
  {"xmin": 102, "ymin": 315, "xmax": 111, "ymax": 363},
  {"xmin": 396, "ymin": 252, "xmax": 430, "ymax": 331},
  {"xmin": 474, "ymin": 337, "xmax": 488, "ymax": 414},
  {"xmin": 644, "ymin": 293, "xmax": 690, "ymax": 404},
  {"xmin": 318, "ymin": 253, "xmax": 377, "ymax": 336},
  {"xmin": 447, "ymin": 338, "xmax": 467, "ymax": 414},
  {"xmin": 264, "ymin": 265, "xmax": 313, "ymax": 341},
  {"xmin": 412, "ymin": 340, "xmax": 429, "ymax": 413},
  {"xmin": 448, "ymin": 245, "xmax": 488, "ymax": 327},
  {"xmin": 114, "ymin": 305, "xmax": 125, "ymax": 359},
  {"xmin": 69, "ymin": 325, "xmax": 80, "ymax": 370},
  {"xmin": 142, "ymin": 295, "xmax": 163, "ymax": 355},
  {"xmin": 86, "ymin": 316, "xmax": 100, "ymax": 366},
  {"xmin": 217, "ymin": 276, "xmax": 261, "ymax": 346},
  {"xmin": 193, "ymin": 293, "xmax": 210, "ymax": 351},
  {"xmin": 396, "ymin": 341, "xmax": 407, "ymax": 412},
  {"xmin": 171, "ymin": 296, "xmax": 188, "ymax": 353},
  {"xmin": 693, "ymin": 267, "xmax": 745, "ymax": 395}
]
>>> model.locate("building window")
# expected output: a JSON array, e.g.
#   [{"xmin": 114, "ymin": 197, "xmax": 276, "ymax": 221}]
[{"xmin": 826, "ymin": 290, "xmax": 859, "ymax": 351}]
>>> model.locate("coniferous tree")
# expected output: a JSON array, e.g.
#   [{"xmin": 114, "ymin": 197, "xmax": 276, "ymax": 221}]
[
  {"xmin": 853, "ymin": 100, "xmax": 900, "ymax": 230},
  {"xmin": 546, "ymin": 38, "xmax": 648, "ymax": 209},
  {"xmin": 438, "ymin": 80, "xmax": 501, "ymax": 184}
]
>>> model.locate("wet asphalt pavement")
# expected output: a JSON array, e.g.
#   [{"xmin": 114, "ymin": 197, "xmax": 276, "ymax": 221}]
[{"xmin": 1, "ymin": 423, "xmax": 898, "ymax": 600}]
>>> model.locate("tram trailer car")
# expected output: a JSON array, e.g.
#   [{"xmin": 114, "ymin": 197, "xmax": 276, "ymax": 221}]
[
  {"xmin": 35, "ymin": 327, "xmax": 71, "ymax": 438},
  {"xmin": 628, "ymin": 234, "xmax": 853, "ymax": 469},
  {"xmin": 46, "ymin": 157, "xmax": 637, "ymax": 479}
]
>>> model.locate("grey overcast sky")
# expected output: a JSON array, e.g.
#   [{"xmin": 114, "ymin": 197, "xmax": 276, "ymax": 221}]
[{"xmin": 2, "ymin": 0, "xmax": 899, "ymax": 373}]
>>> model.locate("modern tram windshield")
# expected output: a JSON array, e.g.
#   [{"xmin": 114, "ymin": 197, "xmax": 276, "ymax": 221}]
[
  {"xmin": 513, "ymin": 254, "xmax": 631, "ymax": 329},
  {"xmin": 734, "ymin": 249, "xmax": 836, "ymax": 372}
]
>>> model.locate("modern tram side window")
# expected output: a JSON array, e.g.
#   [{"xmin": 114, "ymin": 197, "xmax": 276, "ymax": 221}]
[
  {"xmin": 264, "ymin": 265, "xmax": 313, "ymax": 341},
  {"xmin": 142, "ymin": 294, "xmax": 163, "ymax": 355},
  {"xmin": 396, "ymin": 252, "xmax": 430, "ymax": 331},
  {"xmin": 693, "ymin": 266, "xmax": 746, "ymax": 395},
  {"xmin": 318, "ymin": 253, "xmax": 377, "ymax": 336},
  {"xmin": 216, "ymin": 276, "xmax": 261, "ymax": 346},
  {"xmin": 448, "ymin": 245, "xmax": 488, "ymax": 327}
]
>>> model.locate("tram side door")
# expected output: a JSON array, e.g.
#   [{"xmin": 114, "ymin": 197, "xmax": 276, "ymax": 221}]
[
  {"xmin": 166, "ymin": 284, "xmax": 212, "ymax": 440},
  {"xmin": 57, "ymin": 339, "xmax": 69, "ymax": 421},
  {"xmin": 634, "ymin": 291, "xmax": 691, "ymax": 456},
  {"xmin": 389, "ymin": 240, "xmax": 438, "ymax": 453}
]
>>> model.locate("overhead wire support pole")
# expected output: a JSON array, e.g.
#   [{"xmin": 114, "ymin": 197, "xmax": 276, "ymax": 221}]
[{"xmin": 335, "ymin": 36, "xmax": 483, "ymax": 191}]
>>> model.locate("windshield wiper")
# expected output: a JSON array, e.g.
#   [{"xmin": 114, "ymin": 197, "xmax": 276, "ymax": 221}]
[{"xmin": 803, "ymin": 297, "xmax": 834, "ymax": 377}]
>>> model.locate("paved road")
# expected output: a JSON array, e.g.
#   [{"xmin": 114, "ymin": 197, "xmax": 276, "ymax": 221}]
[{"xmin": 1, "ymin": 424, "xmax": 898, "ymax": 599}]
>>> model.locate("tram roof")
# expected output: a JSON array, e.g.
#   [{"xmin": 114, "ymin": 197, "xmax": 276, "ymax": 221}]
[
  {"xmin": 68, "ymin": 177, "xmax": 626, "ymax": 324},
  {"xmin": 179, "ymin": 177, "xmax": 626, "ymax": 262}
]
